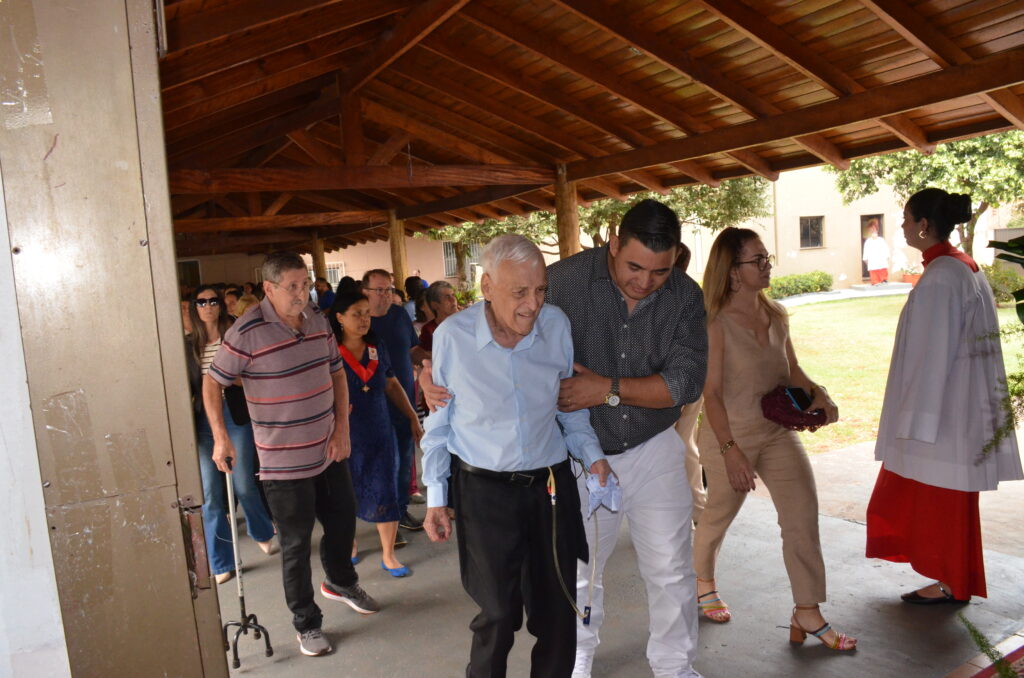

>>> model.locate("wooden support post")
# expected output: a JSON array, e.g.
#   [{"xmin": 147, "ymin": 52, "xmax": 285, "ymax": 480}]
[
  {"xmin": 311, "ymin": 234, "xmax": 328, "ymax": 281},
  {"xmin": 388, "ymin": 209, "xmax": 408, "ymax": 287},
  {"xmin": 555, "ymin": 164, "xmax": 580, "ymax": 259},
  {"xmin": 341, "ymin": 90, "xmax": 365, "ymax": 166}
]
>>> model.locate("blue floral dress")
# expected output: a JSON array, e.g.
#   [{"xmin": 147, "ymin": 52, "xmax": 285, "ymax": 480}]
[{"xmin": 341, "ymin": 341, "xmax": 401, "ymax": 523}]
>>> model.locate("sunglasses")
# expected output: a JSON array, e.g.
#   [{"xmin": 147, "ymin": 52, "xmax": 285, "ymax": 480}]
[{"xmin": 194, "ymin": 298, "xmax": 221, "ymax": 308}]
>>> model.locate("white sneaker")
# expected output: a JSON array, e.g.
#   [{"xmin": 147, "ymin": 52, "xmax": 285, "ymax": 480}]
[{"xmin": 572, "ymin": 653, "xmax": 593, "ymax": 678}]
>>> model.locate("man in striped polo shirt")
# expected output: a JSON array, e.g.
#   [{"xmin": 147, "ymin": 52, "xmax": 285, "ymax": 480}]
[{"xmin": 203, "ymin": 251, "xmax": 379, "ymax": 658}]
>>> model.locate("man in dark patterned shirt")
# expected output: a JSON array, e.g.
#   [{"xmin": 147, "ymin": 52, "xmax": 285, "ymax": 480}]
[{"xmin": 551, "ymin": 199, "xmax": 707, "ymax": 678}]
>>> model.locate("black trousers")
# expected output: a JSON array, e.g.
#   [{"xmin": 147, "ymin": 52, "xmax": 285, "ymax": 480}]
[
  {"xmin": 454, "ymin": 461, "xmax": 588, "ymax": 678},
  {"xmin": 262, "ymin": 460, "xmax": 358, "ymax": 632}
]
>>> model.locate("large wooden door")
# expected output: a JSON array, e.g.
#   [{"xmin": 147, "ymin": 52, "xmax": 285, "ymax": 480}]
[{"xmin": 0, "ymin": 0, "xmax": 226, "ymax": 674}]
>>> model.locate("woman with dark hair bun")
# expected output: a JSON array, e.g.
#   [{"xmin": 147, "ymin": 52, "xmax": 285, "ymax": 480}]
[{"xmin": 867, "ymin": 188, "xmax": 1023, "ymax": 604}]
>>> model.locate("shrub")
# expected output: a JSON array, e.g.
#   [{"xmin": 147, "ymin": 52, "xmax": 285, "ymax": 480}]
[
  {"xmin": 767, "ymin": 271, "xmax": 834, "ymax": 299},
  {"xmin": 982, "ymin": 263, "xmax": 1024, "ymax": 305}
]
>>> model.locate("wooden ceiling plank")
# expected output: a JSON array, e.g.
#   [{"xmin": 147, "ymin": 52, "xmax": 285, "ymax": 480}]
[
  {"xmin": 364, "ymin": 80, "xmax": 552, "ymax": 164},
  {"xmin": 549, "ymin": 0, "xmax": 847, "ymax": 169},
  {"xmin": 862, "ymin": 0, "xmax": 1024, "ymax": 130},
  {"xmin": 170, "ymin": 165, "xmax": 556, "ymax": 194},
  {"xmin": 341, "ymin": 91, "xmax": 366, "ymax": 165},
  {"xmin": 567, "ymin": 46, "xmax": 1024, "ymax": 180},
  {"xmin": 368, "ymin": 132, "xmax": 413, "ymax": 165},
  {"xmin": 362, "ymin": 98, "xmax": 513, "ymax": 164},
  {"xmin": 287, "ymin": 128, "xmax": 342, "ymax": 166},
  {"xmin": 344, "ymin": 0, "xmax": 471, "ymax": 92},
  {"xmin": 159, "ymin": 0, "xmax": 413, "ymax": 89},
  {"xmin": 176, "ymin": 211, "xmax": 388, "ymax": 234},
  {"xmin": 162, "ymin": 24, "xmax": 377, "ymax": 115},
  {"xmin": 168, "ymin": 95, "xmax": 341, "ymax": 169},
  {"xmin": 670, "ymin": 160, "xmax": 720, "ymax": 187},
  {"xmin": 688, "ymin": 0, "xmax": 936, "ymax": 152},
  {"xmin": 166, "ymin": 0, "xmax": 340, "ymax": 51}
]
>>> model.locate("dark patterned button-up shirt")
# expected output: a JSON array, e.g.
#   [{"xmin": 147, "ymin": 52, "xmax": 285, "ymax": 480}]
[{"xmin": 547, "ymin": 245, "xmax": 707, "ymax": 453}]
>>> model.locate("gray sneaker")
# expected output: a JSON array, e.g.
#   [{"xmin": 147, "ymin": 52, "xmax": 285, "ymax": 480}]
[
  {"xmin": 320, "ymin": 581, "xmax": 380, "ymax": 614},
  {"xmin": 297, "ymin": 628, "xmax": 331, "ymax": 656}
]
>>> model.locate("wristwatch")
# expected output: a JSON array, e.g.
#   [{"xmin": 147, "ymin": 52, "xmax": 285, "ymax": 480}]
[{"xmin": 604, "ymin": 376, "xmax": 621, "ymax": 407}]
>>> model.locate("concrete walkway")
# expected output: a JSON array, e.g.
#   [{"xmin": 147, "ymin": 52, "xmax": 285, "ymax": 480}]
[
  {"xmin": 217, "ymin": 441, "xmax": 1023, "ymax": 678},
  {"xmin": 778, "ymin": 282, "xmax": 912, "ymax": 308}
]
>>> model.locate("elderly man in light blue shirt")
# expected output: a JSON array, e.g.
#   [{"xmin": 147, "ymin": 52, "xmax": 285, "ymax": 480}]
[{"xmin": 422, "ymin": 234, "xmax": 610, "ymax": 678}]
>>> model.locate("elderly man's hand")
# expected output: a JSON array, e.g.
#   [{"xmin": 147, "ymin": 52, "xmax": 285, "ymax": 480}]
[
  {"xmin": 558, "ymin": 363, "xmax": 610, "ymax": 412},
  {"xmin": 419, "ymin": 360, "xmax": 452, "ymax": 413},
  {"xmin": 424, "ymin": 506, "xmax": 452, "ymax": 543},
  {"xmin": 212, "ymin": 437, "xmax": 237, "ymax": 473},
  {"xmin": 589, "ymin": 459, "xmax": 613, "ymax": 487},
  {"xmin": 326, "ymin": 431, "xmax": 351, "ymax": 462}
]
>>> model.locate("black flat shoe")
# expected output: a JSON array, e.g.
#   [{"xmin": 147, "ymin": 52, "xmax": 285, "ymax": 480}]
[{"xmin": 901, "ymin": 583, "xmax": 969, "ymax": 605}]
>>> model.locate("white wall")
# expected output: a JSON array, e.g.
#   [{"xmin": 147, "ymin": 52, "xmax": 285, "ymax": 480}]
[
  {"xmin": 0, "ymin": 174, "xmax": 72, "ymax": 678},
  {"xmin": 178, "ymin": 252, "xmax": 265, "ymax": 286}
]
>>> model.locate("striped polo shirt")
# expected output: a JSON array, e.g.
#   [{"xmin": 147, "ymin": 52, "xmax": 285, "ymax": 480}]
[{"xmin": 209, "ymin": 297, "xmax": 343, "ymax": 480}]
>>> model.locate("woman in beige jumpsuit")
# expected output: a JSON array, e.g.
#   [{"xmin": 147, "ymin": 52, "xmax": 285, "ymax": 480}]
[{"xmin": 692, "ymin": 227, "xmax": 856, "ymax": 651}]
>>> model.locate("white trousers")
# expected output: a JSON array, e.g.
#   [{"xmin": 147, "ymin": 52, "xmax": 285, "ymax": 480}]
[{"xmin": 574, "ymin": 425, "xmax": 700, "ymax": 678}]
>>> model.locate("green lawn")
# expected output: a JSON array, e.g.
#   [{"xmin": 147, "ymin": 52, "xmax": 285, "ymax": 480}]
[{"xmin": 787, "ymin": 295, "xmax": 1024, "ymax": 454}]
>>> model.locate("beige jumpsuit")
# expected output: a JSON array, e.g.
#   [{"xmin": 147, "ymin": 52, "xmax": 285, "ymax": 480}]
[{"xmin": 692, "ymin": 310, "xmax": 827, "ymax": 605}]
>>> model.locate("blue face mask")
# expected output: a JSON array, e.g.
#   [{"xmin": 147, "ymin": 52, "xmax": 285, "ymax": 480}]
[{"xmin": 586, "ymin": 473, "xmax": 622, "ymax": 518}]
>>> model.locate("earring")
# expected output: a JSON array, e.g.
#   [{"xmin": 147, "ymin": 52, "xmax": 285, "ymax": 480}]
[{"xmin": 918, "ymin": 230, "xmax": 928, "ymax": 239}]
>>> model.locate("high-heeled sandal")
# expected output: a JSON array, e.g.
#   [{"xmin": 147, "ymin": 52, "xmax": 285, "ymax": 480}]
[
  {"xmin": 789, "ymin": 607, "xmax": 856, "ymax": 651},
  {"xmin": 697, "ymin": 590, "xmax": 732, "ymax": 623}
]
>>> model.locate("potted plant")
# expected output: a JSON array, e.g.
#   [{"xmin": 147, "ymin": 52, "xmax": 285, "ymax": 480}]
[{"xmin": 900, "ymin": 265, "xmax": 923, "ymax": 286}]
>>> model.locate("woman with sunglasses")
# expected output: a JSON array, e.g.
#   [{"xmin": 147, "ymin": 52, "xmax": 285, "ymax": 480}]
[
  {"xmin": 692, "ymin": 228, "xmax": 855, "ymax": 651},
  {"xmin": 186, "ymin": 285, "xmax": 277, "ymax": 585}
]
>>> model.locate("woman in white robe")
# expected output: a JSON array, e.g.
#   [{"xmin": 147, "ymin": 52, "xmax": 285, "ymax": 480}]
[{"xmin": 867, "ymin": 188, "xmax": 1023, "ymax": 604}]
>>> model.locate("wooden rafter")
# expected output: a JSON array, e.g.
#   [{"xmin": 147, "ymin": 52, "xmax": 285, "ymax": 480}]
[
  {"xmin": 549, "ymin": 0, "xmax": 847, "ymax": 169},
  {"xmin": 175, "ymin": 212, "xmax": 387, "ymax": 234},
  {"xmin": 169, "ymin": 165, "xmax": 556, "ymax": 194},
  {"xmin": 567, "ymin": 47, "xmax": 1024, "ymax": 180},
  {"xmin": 860, "ymin": 0, "xmax": 1024, "ymax": 130},
  {"xmin": 687, "ymin": 0, "xmax": 935, "ymax": 153},
  {"xmin": 343, "ymin": 0, "xmax": 471, "ymax": 92}
]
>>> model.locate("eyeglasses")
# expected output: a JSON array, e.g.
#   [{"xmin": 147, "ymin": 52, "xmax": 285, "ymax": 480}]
[
  {"xmin": 269, "ymin": 280, "xmax": 312, "ymax": 295},
  {"xmin": 194, "ymin": 298, "xmax": 220, "ymax": 308},
  {"xmin": 365, "ymin": 286, "xmax": 395, "ymax": 295},
  {"xmin": 735, "ymin": 254, "xmax": 775, "ymax": 271}
]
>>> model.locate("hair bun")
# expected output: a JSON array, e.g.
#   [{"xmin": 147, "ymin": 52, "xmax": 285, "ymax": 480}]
[{"xmin": 944, "ymin": 193, "xmax": 973, "ymax": 225}]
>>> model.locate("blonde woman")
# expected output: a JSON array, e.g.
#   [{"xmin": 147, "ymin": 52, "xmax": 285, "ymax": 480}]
[{"xmin": 692, "ymin": 227, "xmax": 855, "ymax": 651}]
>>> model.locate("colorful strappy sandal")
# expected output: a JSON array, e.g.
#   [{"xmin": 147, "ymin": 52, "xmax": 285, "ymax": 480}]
[
  {"xmin": 789, "ymin": 607, "xmax": 856, "ymax": 651},
  {"xmin": 697, "ymin": 590, "xmax": 732, "ymax": 623}
]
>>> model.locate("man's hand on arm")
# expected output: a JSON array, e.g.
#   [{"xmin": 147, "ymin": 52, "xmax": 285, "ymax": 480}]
[
  {"xmin": 328, "ymin": 369, "xmax": 352, "ymax": 462},
  {"xmin": 424, "ymin": 506, "xmax": 452, "ymax": 543},
  {"xmin": 419, "ymin": 359, "xmax": 452, "ymax": 412},
  {"xmin": 558, "ymin": 362, "xmax": 611, "ymax": 412}
]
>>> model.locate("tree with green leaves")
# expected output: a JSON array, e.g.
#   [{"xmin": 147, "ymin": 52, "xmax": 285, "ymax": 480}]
[
  {"xmin": 827, "ymin": 130, "xmax": 1024, "ymax": 257},
  {"xmin": 419, "ymin": 176, "xmax": 771, "ymax": 284}
]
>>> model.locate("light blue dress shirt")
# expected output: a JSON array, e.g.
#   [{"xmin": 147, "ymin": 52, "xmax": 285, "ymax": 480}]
[{"xmin": 421, "ymin": 302, "xmax": 605, "ymax": 508}]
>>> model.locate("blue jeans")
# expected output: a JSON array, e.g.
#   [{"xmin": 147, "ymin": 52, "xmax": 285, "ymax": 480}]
[
  {"xmin": 195, "ymin": 402, "xmax": 276, "ymax": 575},
  {"xmin": 392, "ymin": 416, "xmax": 413, "ymax": 516}
]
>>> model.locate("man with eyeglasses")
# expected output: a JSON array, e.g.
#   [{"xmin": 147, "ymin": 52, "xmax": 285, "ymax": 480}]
[
  {"xmin": 362, "ymin": 269, "xmax": 424, "ymax": 537},
  {"xmin": 204, "ymin": 251, "xmax": 379, "ymax": 658}
]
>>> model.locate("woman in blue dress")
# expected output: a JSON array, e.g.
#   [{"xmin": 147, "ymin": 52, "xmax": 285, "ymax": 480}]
[{"xmin": 330, "ymin": 291, "xmax": 423, "ymax": 577}]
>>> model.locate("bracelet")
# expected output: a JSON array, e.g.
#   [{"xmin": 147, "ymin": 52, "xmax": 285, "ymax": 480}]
[{"xmin": 719, "ymin": 439, "xmax": 736, "ymax": 454}]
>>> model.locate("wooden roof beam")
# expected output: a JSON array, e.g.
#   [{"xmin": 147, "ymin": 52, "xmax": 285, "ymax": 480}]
[
  {"xmin": 861, "ymin": 0, "xmax": 1024, "ymax": 130},
  {"xmin": 395, "ymin": 185, "xmax": 547, "ymax": 220},
  {"xmin": 567, "ymin": 47, "xmax": 1024, "ymax": 180},
  {"xmin": 263, "ymin": 193, "xmax": 294, "ymax": 216},
  {"xmin": 368, "ymin": 132, "xmax": 413, "ymax": 166},
  {"xmin": 170, "ymin": 165, "xmax": 556, "ymax": 194},
  {"xmin": 549, "ymin": 0, "xmax": 842, "ymax": 170},
  {"xmin": 176, "ymin": 212, "xmax": 388, "ymax": 234},
  {"xmin": 161, "ymin": 22, "xmax": 379, "ymax": 116},
  {"xmin": 287, "ymin": 128, "xmax": 341, "ymax": 166},
  {"xmin": 362, "ymin": 99, "xmax": 513, "ymax": 165},
  {"xmin": 389, "ymin": 62, "xmax": 680, "ymax": 189},
  {"xmin": 159, "ymin": 0, "xmax": 413, "ymax": 89},
  {"xmin": 167, "ymin": 95, "xmax": 341, "ymax": 169},
  {"xmin": 343, "ymin": 0, "xmax": 470, "ymax": 92},
  {"xmin": 166, "ymin": 0, "xmax": 339, "ymax": 52},
  {"xmin": 688, "ymin": 0, "xmax": 935, "ymax": 152}
]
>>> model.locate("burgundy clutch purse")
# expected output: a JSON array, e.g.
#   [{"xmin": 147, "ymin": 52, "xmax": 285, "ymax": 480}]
[{"xmin": 760, "ymin": 386, "xmax": 828, "ymax": 432}]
